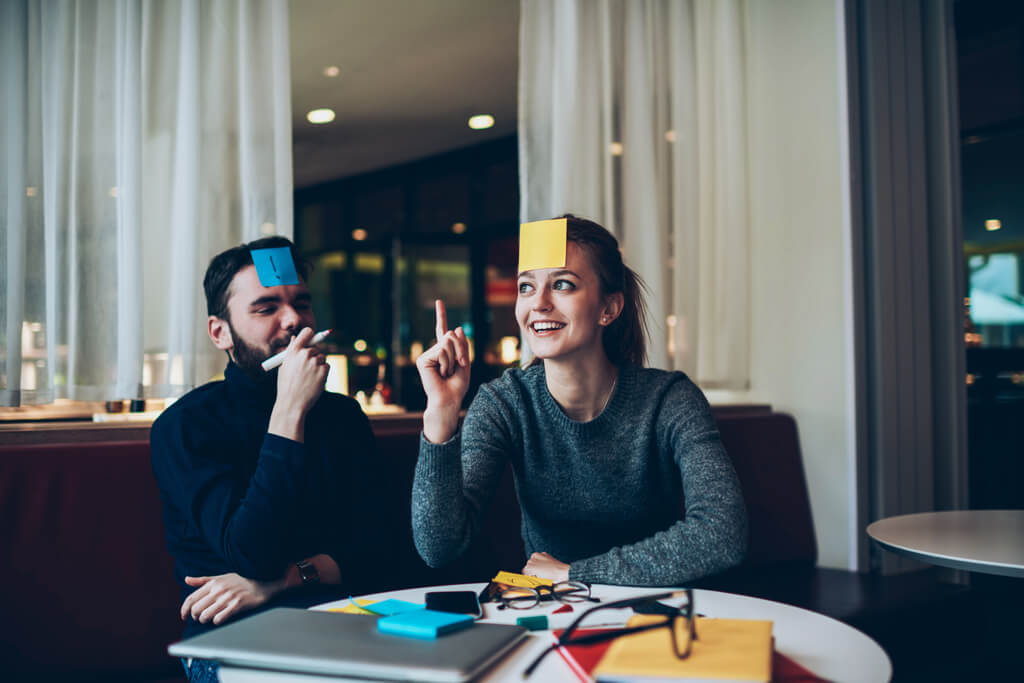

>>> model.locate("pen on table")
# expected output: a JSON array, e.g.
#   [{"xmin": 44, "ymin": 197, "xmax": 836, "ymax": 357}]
[{"xmin": 260, "ymin": 329, "xmax": 332, "ymax": 371}]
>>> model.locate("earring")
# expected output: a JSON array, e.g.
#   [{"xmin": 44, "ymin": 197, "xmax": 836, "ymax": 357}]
[{"xmin": 601, "ymin": 316, "xmax": 608, "ymax": 323}]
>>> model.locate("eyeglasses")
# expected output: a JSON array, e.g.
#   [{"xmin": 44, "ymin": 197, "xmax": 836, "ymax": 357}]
[
  {"xmin": 497, "ymin": 580, "xmax": 600, "ymax": 610},
  {"xmin": 521, "ymin": 588, "xmax": 697, "ymax": 678}
]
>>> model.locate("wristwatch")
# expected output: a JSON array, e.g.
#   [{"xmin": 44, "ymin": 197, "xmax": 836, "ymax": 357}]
[{"xmin": 296, "ymin": 559, "xmax": 320, "ymax": 586}]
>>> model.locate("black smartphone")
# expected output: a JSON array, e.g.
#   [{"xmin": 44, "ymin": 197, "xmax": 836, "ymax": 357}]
[{"xmin": 425, "ymin": 590, "xmax": 483, "ymax": 618}]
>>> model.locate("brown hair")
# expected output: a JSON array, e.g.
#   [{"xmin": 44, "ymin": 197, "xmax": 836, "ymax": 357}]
[
  {"xmin": 203, "ymin": 236, "xmax": 311, "ymax": 320},
  {"xmin": 527, "ymin": 214, "xmax": 649, "ymax": 367}
]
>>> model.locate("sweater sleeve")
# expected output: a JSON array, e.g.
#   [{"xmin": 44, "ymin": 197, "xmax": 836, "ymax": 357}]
[
  {"xmin": 150, "ymin": 409, "xmax": 312, "ymax": 581},
  {"xmin": 411, "ymin": 383, "xmax": 517, "ymax": 568},
  {"xmin": 569, "ymin": 378, "xmax": 748, "ymax": 585}
]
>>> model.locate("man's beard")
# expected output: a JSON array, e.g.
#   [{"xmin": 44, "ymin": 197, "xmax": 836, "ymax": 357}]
[{"xmin": 227, "ymin": 320, "xmax": 290, "ymax": 382}]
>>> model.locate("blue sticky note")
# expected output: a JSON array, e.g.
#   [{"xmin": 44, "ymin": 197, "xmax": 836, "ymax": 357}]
[
  {"xmin": 377, "ymin": 609, "xmax": 474, "ymax": 639},
  {"xmin": 251, "ymin": 247, "xmax": 300, "ymax": 287},
  {"xmin": 360, "ymin": 599, "xmax": 425, "ymax": 617}
]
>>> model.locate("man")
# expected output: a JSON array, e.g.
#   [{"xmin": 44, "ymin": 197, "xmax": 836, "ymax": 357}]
[{"xmin": 151, "ymin": 237, "xmax": 392, "ymax": 680}]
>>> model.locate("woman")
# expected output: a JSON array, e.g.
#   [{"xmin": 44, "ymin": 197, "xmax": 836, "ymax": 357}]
[{"xmin": 412, "ymin": 215, "xmax": 746, "ymax": 584}]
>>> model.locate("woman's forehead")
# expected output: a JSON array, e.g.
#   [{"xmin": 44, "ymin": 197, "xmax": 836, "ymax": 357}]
[{"xmin": 518, "ymin": 242, "xmax": 593, "ymax": 279}]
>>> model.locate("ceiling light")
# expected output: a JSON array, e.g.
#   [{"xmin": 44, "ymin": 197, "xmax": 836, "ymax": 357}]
[
  {"xmin": 353, "ymin": 339, "xmax": 368, "ymax": 352},
  {"xmin": 985, "ymin": 219, "xmax": 1002, "ymax": 231},
  {"xmin": 323, "ymin": 65, "xmax": 340, "ymax": 78},
  {"xmin": 352, "ymin": 228, "xmax": 368, "ymax": 241},
  {"xmin": 307, "ymin": 108, "xmax": 336, "ymax": 124},
  {"xmin": 452, "ymin": 222, "xmax": 467, "ymax": 234},
  {"xmin": 468, "ymin": 114, "xmax": 495, "ymax": 130}
]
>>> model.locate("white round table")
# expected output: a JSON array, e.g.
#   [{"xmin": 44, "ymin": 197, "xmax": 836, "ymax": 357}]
[
  {"xmin": 867, "ymin": 510, "xmax": 1024, "ymax": 578},
  {"xmin": 218, "ymin": 583, "xmax": 891, "ymax": 683}
]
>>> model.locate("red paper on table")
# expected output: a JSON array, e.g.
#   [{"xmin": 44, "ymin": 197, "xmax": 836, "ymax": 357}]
[{"xmin": 552, "ymin": 630, "xmax": 828, "ymax": 683}]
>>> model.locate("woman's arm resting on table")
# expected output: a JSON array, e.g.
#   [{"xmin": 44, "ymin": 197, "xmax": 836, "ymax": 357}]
[{"xmin": 522, "ymin": 552, "xmax": 570, "ymax": 582}]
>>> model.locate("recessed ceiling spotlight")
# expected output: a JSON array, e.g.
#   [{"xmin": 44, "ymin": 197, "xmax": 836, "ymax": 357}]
[
  {"xmin": 307, "ymin": 108, "xmax": 336, "ymax": 124},
  {"xmin": 468, "ymin": 114, "xmax": 495, "ymax": 130},
  {"xmin": 323, "ymin": 65, "xmax": 340, "ymax": 78},
  {"xmin": 985, "ymin": 219, "xmax": 1002, "ymax": 231},
  {"xmin": 352, "ymin": 228, "xmax": 368, "ymax": 241}
]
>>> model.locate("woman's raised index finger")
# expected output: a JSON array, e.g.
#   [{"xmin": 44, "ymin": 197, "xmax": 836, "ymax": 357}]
[{"xmin": 435, "ymin": 299, "xmax": 448, "ymax": 340}]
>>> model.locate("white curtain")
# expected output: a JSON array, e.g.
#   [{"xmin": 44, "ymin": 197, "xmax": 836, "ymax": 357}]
[
  {"xmin": 519, "ymin": 0, "xmax": 749, "ymax": 387},
  {"xmin": 1, "ymin": 0, "xmax": 292, "ymax": 406}
]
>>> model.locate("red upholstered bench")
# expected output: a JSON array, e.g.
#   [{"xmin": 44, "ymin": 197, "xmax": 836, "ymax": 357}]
[
  {"xmin": 0, "ymin": 441, "xmax": 185, "ymax": 682},
  {"xmin": 1, "ymin": 409, "xmax": 970, "ymax": 682}
]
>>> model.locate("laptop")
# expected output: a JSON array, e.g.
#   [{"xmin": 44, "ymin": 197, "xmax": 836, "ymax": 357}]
[{"xmin": 168, "ymin": 608, "xmax": 529, "ymax": 682}]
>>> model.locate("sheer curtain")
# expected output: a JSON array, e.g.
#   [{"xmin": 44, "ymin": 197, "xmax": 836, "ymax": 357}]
[
  {"xmin": 1, "ymin": 0, "xmax": 292, "ymax": 406},
  {"xmin": 519, "ymin": 0, "xmax": 749, "ymax": 386}
]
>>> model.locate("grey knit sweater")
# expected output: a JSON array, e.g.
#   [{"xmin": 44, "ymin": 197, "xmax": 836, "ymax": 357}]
[{"xmin": 411, "ymin": 363, "xmax": 747, "ymax": 585}]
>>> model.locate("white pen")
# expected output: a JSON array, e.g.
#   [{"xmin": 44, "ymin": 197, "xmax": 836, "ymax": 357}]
[{"xmin": 261, "ymin": 329, "xmax": 332, "ymax": 371}]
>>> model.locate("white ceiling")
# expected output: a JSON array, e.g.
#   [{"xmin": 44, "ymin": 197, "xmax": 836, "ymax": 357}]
[{"xmin": 289, "ymin": 0, "xmax": 520, "ymax": 188}]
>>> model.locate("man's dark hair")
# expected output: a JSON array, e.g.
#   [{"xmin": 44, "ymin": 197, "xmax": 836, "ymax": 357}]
[{"xmin": 203, "ymin": 236, "xmax": 312, "ymax": 320}]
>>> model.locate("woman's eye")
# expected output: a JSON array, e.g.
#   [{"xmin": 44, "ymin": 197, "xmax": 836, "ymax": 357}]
[
  {"xmin": 518, "ymin": 282, "xmax": 534, "ymax": 294},
  {"xmin": 553, "ymin": 279, "xmax": 576, "ymax": 291}
]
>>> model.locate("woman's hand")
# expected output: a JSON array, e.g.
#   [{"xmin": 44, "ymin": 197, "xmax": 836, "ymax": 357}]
[
  {"xmin": 180, "ymin": 573, "xmax": 284, "ymax": 625},
  {"xmin": 522, "ymin": 552, "xmax": 570, "ymax": 583},
  {"xmin": 416, "ymin": 299, "xmax": 471, "ymax": 443}
]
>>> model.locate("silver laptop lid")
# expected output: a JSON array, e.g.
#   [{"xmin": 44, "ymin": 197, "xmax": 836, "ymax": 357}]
[{"xmin": 168, "ymin": 608, "xmax": 528, "ymax": 683}]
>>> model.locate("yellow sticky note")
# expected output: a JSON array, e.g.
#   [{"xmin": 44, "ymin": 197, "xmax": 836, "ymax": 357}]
[
  {"xmin": 518, "ymin": 219, "xmax": 567, "ymax": 273},
  {"xmin": 328, "ymin": 598, "xmax": 378, "ymax": 615},
  {"xmin": 492, "ymin": 570, "xmax": 553, "ymax": 588}
]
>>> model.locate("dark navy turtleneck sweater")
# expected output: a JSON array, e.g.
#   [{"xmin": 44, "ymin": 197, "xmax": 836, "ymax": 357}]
[{"xmin": 150, "ymin": 361, "xmax": 389, "ymax": 637}]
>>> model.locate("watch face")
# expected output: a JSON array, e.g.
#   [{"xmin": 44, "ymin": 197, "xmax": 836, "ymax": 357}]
[{"xmin": 297, "ymin": 560, "xmax": 320, "ymax": 585}]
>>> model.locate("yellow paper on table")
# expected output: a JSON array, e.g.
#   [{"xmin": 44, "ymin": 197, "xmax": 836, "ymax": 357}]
[
  {"xmin": 518, "ymin": 218, "xmax": 567, "ymax": 273},
  {"xmin": 327, "ymin": 598, "xmax": 378, "ymax": 615},
  {"xmin": 491, "ymin": 571, "xmax": 553, "ymax": 588},
  {"xmin": 593, "ymin": 615, "xmax": 773, "ymax": 682}
]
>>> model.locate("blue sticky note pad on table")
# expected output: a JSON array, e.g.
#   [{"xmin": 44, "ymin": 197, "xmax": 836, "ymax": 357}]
[
  {"xmin": 377, "ymin": 609, "xmax": 474, "ymax": 639},
  {"xmin": 251, "ymin": 247, "xmax": 300, "ymax": 287},
  {"xmin": 362, "ymin": 599, "xmax": 425, "ymax": 616}
]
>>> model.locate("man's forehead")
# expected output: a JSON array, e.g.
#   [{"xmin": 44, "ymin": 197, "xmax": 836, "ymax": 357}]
[{"xmin": 228, "ymin": 265, "xmax": 308, "ymax": 306}]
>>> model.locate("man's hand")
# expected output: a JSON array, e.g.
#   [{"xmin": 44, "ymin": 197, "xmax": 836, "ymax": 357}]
[
  {"xmin": 416, "ymin": 300, "xmax": 471, "ymax": 443},
  {"xmin": 269, "ymin": 327, "xmax": 329, "ymax": 442},
  {"xmin": 522, "ymin": 552, "xmax": 570, "ymax": 583},
  {"xmin": 180, "ymin": 573, "xmax": 283, "ymax": 625}
]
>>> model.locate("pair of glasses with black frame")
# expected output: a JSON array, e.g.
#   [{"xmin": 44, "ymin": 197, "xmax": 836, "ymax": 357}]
[
  {"xmin": 497, "ymin": 580, "xmax": 601, "ymax": 609},
  {"xmin": 521, "ymin": 588, "xmax": 697, "ymax": 678}
]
